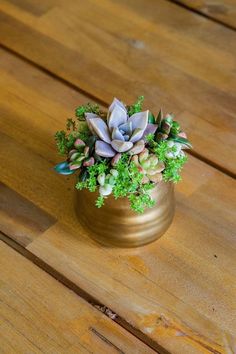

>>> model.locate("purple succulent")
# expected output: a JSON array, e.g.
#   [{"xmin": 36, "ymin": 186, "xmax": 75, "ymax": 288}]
[{"xmin": 85, "ymin": 98, "xmax": 157, "ymax": 157}]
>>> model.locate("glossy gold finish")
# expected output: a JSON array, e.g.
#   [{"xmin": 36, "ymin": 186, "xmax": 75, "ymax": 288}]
[{"xmin": 75, "ymin": 182, "xmax": 175, "ymax": 248}]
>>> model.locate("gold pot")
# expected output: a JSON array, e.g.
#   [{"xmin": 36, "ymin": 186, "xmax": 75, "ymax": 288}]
[{"xmin": 75, "ymin": 181, "xmax": 175, "ymax": 248}]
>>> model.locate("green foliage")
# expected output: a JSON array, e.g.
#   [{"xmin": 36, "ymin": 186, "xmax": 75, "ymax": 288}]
[
  {"xmin": 95, "ymin": 195, "xmax": 105, "ymax": 208},
  {"xmin": 75, "ymin": 154, "xmax": 156, "ymax": 213},
  {"xmin": 156, "ymin": 108, "xmax": 163, "ymax": 125},
  {"xmin": 112, "ymin": 155, "xmax": 142, "ymax": 197},
  {"xmin": 55, "ymin": 97, "xmax": 191, "ymax": 213},
  {"xmin": 148, "ymin": 112, "xmax": 155, "ymax": 124},
  {"xmin": 75, "ymin": 179, "xmax": 87, "ymax": 191},
  {"xmin": 55, "ymin": 131, "xmax": 67, "ymax": 155},
  {"xmin": 75, "ymin": 160, "xmax": 108, "ymax": 193},
  {"xmin": 170, "ymin": 121, "xmax": 180, "ymax": 136},
  {"xmin": 55, "ymin": 119, "xmax": 91, "ymax": 156},
  {"xmin": 163, "ymin": 155, "xmax": 187, "ymax": 183},
  {"xmin": 55, "ymin": 130, "xmax": 76, "ymax": 155},
  {"xmin": 153, "ymin": 140, "xmax": 170, "ymax": 161},
  {"xmin": 112, "ymin": 154, "xmax": 155, "ymax": 213},
  {"xmin": 66, "ymin": 118, "xmax": 76, "ymax": 131},
  {"xmin": 171, "ymin": 136, "xmax": 192, "ymax": 148},
  {"xmin": 75, "ymin": 102, "xmax": 100, "ymax": 120},
  {"xmin": 128, "ymin": 193, "xmax": 155, "ymax": 214},
  {"xmin": 146, "ymin": 133, "xmax": 155, "ymax": 145},
  {"xmin": 77, "ymin": 123, "xmax": 91, "ymax": 143},
  {"xmin": 147, "ymin": 136, "xmax": 188, "ymax": 183},
  {"xmin": 55, "ymin": 103, "xmax": 100, "ymax": 156},
  {"xmin": 128, "ymin": 96, "xmax": 144, "ymax": 116}
]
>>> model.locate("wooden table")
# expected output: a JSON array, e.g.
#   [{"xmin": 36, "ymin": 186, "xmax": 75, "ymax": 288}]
[{"xmin": 0, "ymin": 1, "xmax": 236, "ymax": 353}]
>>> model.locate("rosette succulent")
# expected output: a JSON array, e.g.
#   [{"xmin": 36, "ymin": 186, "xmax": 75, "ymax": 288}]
[
  {"xmin": 132, "ymin": 149, "xmax": 165, "ymax": 183},
  {"xmin": 97, "ymin": 169, "xmax": 119, "ymax": 196},
  {"xmin": 85, "ymin": 98, "xmax": 156, "ymax": 158},
  {"xmin": 54, "ymin": 138, "xmax": 94, "ymax": 175},
  {"xmin": 54, "ymin": 96, "xmax": 192, "ymax": 213}
]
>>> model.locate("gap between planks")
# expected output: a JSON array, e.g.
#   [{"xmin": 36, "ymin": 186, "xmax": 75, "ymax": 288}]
[
  {"xmin": 0, "ymin": 231, "xmax": 168, "ymax": 354},
  {"xmin": 0, "ymin": 43, "xmax": 235, "ymax": 180},
  {"xmin": 166, "ymin": 0, "xmax": 236, "ymax": 32}
]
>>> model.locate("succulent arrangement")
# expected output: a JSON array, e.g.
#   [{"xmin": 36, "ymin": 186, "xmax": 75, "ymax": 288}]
[{"xmin": 54, "ymin": 96, "xmax": 191, "ymax": 213}]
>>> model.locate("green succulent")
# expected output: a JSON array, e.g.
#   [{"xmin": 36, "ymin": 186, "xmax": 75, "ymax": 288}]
[
  {"xmin": 153, "ymin": 110, "xmax": 192, "ymax": 149},
  {"xmin": 68, "ymin": 139, "xmax": 95, "ymax": 170},
  {"xmin": 132, "ymin": 148, "xmax": 165, "ymax": 183},
  {"xmin": 97, "ymin": 169, "xmax": 118, "ymax": 196}
]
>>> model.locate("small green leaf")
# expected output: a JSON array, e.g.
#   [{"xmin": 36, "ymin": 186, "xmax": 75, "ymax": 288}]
[
  {"xmin": 161, "ymin": 120, "xmax": 172, "ymax": 134},
  {"xmin": 95, "ymin": 195, "xmax": 105, "ymax": 208},
  {"xmin": 79, "ymin": 169, "xmax": 89, "ymax": 182},
  {"xmin": 148, "ymin": 112, "xmax": 155, "ymax": 124},
  {"xmin": 87, "ymin": 135, "xmax": 97, "ymax": 153},
  {"xmin": 170, "ymin": 121, "xmax": 180, "ymax": 135},
  {"xmin": 171, "ymin": 136, "xmax": 192, "ymax": 148},
  {"xmin": 165, "ymin": 113, "xmax": 174, "ymax": 124},
  {"xmin": 66, "ymin": 118, "xmax": 76, "ymax": 131},
  {"xmin": 54, "ymin": 161, "xmax": 75, "ymax": 175},
  {"xmin": 94, "ymin": 153, "xmax": 103, "ymax": 162},
  {"xmin": 156, "ymin": 108, "xmax": 163, "ymax": 125},
  {"xmin": 128, "ymin": 96, "xmax": 144, "ymax": 116}
]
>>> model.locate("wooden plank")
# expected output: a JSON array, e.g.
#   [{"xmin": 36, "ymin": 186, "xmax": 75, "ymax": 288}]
[
  {"xmin": 0, "ymin": 47, "xmax": 236, "ymax": 353},
  {"xmin": 0, "ymin": 241, "xmax": 155, "ymax": 354},
  {"xmin": 1, "ymin": 97, "xmax": 236, "ymax": 354},
  {"xmin": 1, "ymin": 132, "xmax": 236, "ymax": 354},
  {"xmin": 0, "ymin": 0, "xmax": 236, "ymax": 175},
  {"xmin": 173, "ymin": 0, "xmax": 236, "ymax": 29},
  {"xmin": 0, "ymin": 182, "xmax": 56, "ymax": 246},
  {"xmin": 5, "ymin": 0, "xmax": 55, "ymax": 16},
  {"xmin": 24, "ymin": 164, "xmax": 236, "ymax": 354}
]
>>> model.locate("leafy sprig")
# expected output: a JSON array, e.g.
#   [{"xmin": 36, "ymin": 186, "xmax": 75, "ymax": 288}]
[
  {"xmin": 127, "ymin": 96, "xmax": 144, "ymax": 116},
  {"xmin": 147, "ymin": 135, "xmax": 188, "ymax": 183},
  {"xmin": 75, "ymin": 102, "xmax": 100, "ymax": 120},
  {"xmin": 55, "ymin": 130, "xmax": 77, "ymax": 155},
  {"xmin": 109, "ymin": 155, "xmax": 155, "ymax": 213}
]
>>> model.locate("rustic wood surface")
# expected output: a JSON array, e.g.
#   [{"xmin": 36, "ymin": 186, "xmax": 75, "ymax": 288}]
[
  {"xmin": 0, "ymin": 1, "xmax": 236, "ymax": 353},
  {"xmin": 0, "ymin": 44, "xmax": 236, "ymax": 353},
  {"xmin": 0, "ymin": 0, "xmax": 236, "ymax": 176},
  {"xmin": 174, "ymin": 0, "xmax": 236, "ymax": 29},
  {"xmin": 0, "ymin": 240, "xmax": 155, "ymax": 354}
]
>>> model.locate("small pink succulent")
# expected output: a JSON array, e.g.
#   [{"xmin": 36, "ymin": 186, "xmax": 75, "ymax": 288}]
[
  {"xmin": 85, "ymin": 98, "xmax": 157, "ymax": 158},
  {"xmin": 132, "ymin": 149, "xmax": 165, "ymax": 184}
]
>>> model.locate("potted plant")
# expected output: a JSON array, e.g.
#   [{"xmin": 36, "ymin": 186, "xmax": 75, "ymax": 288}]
[{"xmin": 54, "ymin": 96, "xmax": 191, "ymax": 247}]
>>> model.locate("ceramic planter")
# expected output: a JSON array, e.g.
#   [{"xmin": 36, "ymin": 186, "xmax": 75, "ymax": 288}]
[{"xmin": 75, "ymin": 181, "xmax": 175, "ymax": 248}]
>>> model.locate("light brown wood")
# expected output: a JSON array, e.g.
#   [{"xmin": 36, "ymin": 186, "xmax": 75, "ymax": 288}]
[
  {"xmin": 0, "ymin": 0, "xmax": 236, "ymax": 175},
  {"xmin": 174, "ymin": 0, "xmax": 236, "ymax": 29},
  {"xmin": 0, "ymin": 182, "xmax": 56, "ymax": 246},
  {"xmin": 0, "ymin": 48, "xmax": 236, "ymax": 353},
  {"xmin": 0, "ymin": 241, "xmax": 155, "ymax": 354}
]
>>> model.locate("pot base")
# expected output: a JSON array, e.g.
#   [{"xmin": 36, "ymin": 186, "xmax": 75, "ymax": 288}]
[{"xmin": 75, "ymin": 182, "xmax": 175, "ymax": 248}]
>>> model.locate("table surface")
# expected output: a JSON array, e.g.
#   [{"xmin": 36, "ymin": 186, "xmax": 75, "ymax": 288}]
[{"xmin": 0, "ymin": 1, "xmax": 236, "ymax": 353}]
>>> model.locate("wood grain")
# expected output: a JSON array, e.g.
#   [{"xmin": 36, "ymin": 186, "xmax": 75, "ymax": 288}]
[
  {"xmin": 25, "ymin": 161, "xmax": 236, "ymax": 354},
  {"xmin": 0, "ymin": 0, "xmax": 236, "ymax": 175},
  {"xmin": 0, "ymin": 182, "xmax": 56, "ymax": 246},
  {"xmin": 0, "ymin": 241, "xmax": 155, "ymax": 354},
  {"xmin": 173, "ymin": 0, "xmax": 236, "ymax": 29},
  {"xmin": 1, "ymin": 129, "xmax": 236, "ymax": 353},
  {"xmin": 0, "ymin": 49, "xmax": 236, "ymax": 353}
]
